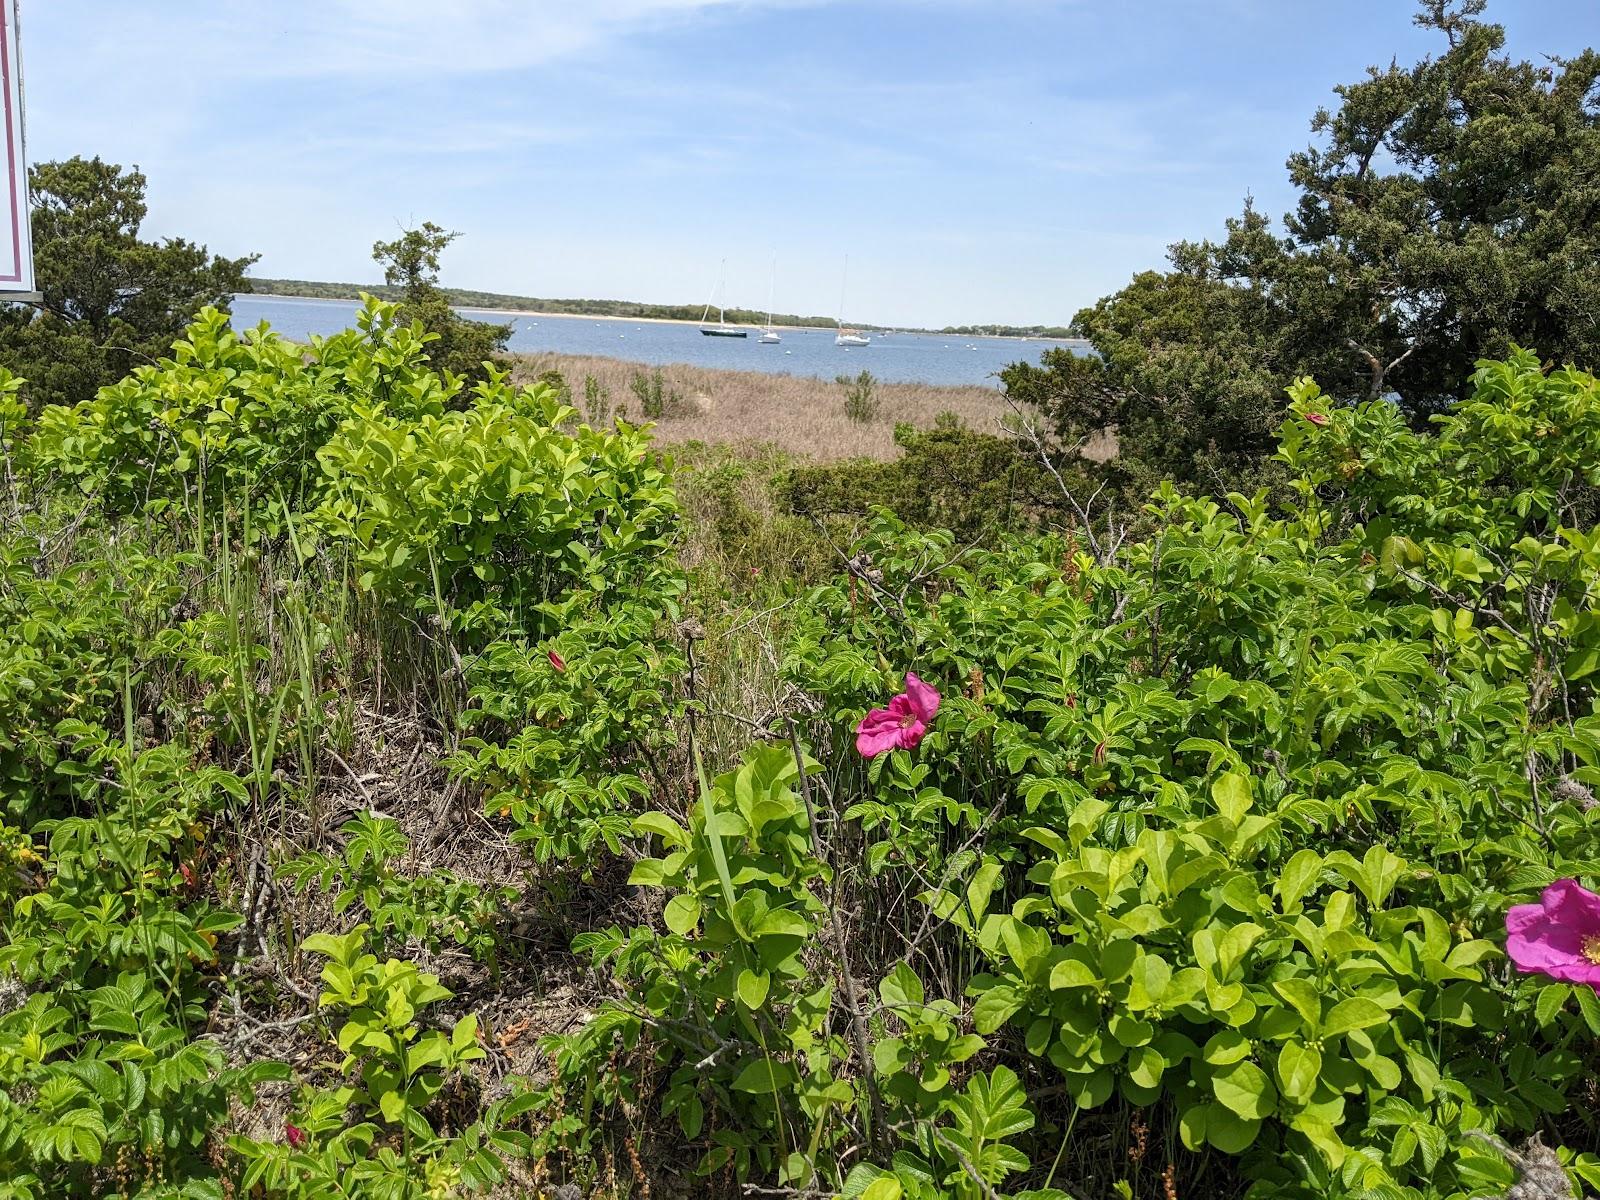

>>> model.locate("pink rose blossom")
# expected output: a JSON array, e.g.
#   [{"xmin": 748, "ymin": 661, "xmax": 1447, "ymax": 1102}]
[
  {"xmin": 856, "ymin": 672, "xmax": 941, "ymax": 758},
  {"xmin": 547, "ymin": 650, "xmax": 567, "ymax": 673},
  {"xmin": 285, "ymin": 1121, "xmax": 306, "ymax": 1149},
  {"xmin": 1505, "ymin": 878, "xmax": 1600, "ymax": 990},
  {"xmin": 1305, "ymin": 411, "xmax": 1329, "ymax": 426}
]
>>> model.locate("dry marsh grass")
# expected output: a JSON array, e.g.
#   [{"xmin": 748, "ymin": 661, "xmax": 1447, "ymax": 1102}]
[{"xmin": 511, "ymin": 351, "xmax": 1017, "ymax": 462}]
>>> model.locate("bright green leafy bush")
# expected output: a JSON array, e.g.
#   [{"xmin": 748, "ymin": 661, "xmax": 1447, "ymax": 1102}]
[
  {"xmin": 228, "ymin": 926, "xmax": 535, "ymax": 1199},
  {"xmin": 449, "ymin": 596, "xmax": 686, "ymax": 865},
  {"xmin": 781, "ymin": 353, "xmax": 1600, "ymax": 1196},
  {"xmin": 0, "ymin": 731, "xmax": 284, "ymax": 1199},
  {"xmin": 28, "ymin": 300, "xmax": 452, "ymax": 524}
]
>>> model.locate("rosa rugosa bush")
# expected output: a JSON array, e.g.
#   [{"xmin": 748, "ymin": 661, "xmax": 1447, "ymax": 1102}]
[{"xmin": 782, "ymin": 353, "xmax": 1600, "ymax": 1197}]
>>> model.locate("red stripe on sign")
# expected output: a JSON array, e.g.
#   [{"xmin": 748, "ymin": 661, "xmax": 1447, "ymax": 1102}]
[{"xmin": 0, "ymin": 5, "xmax": 21, "ymax": 283}]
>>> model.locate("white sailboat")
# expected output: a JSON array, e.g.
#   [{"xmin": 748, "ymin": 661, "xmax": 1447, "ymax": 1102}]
[
  {"xmin": 835, "ymin": 255, "xmax": 870, "ymax": 347},
  {"xmin": 759, "ymin": 256, "xmax": 781, "ymax": 344},
  {"xmin": 700, "ymin": 259, "xmax": 748, "ymax": 338}
]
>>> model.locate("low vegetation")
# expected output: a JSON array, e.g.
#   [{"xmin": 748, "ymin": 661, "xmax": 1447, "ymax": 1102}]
[
  {"xmin": 509, "ymin": 352, "xmax": 1021, "ymax": 463},
  {"xmin": 2, "ymin": 5, "xmax": 1599, "ymax": 1199},
  {"xmin": 2, "ymin": 280, "xmax": 1599, "ymax": 1200}
]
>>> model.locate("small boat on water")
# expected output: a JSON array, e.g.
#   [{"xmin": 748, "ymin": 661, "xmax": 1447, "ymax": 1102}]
[
  {"xmin": 700, "ymin": 258, "xmax": 748, "ymax": 337},
  {"xmin": 759, "ymin": 257, "xmax": 782, "ymax": 343},
  {"xmin": 835, "ymin": 255, "xmax": 871, "ymax": 348}
]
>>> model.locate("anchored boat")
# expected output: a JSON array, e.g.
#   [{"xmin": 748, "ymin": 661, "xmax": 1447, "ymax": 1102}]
[{"xmin": 700, "ymin": 258, "xmax": 748, "ymax": 337}]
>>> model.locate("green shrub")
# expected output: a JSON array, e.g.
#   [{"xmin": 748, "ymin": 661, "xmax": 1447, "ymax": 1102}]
[
  {"xmin": 0, "ymin": 732, "xmax": 284, "ymax": 1199},
  {"xmin": 312, "ymin": 369, "xmax": 680, "ymax": 641},
  {"xmin": 630, "ymin": 367, "xmax": 685, "ymax": 420},
  {"xmin": 583, "ymin": 373, "xmax": 611, "ymax": 427},
  {"xmin": 780, "ymin": 423, "xmax": 1058, "ymax": 539},
  {"xmin": 227, "ymin": 926, "xmax": 533, "ymax": 1198},
  {"xmin": 27, "ymin": 299, "xmax": 453, "ymax": 525},
  {"xmin": 0, "ymin": 536, "xmax": 190, "ymax": 822},
  {"xmin": 777, "ymin": 352, "xmax": 1600, "ymax": 1197},
  {"xmin": 839, "ymin": 370, "xmax": 879, "ymax": 423}
]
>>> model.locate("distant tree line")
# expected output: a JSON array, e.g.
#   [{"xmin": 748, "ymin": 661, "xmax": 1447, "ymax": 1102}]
[
  {"xmin": 249, "ymin": 278, "xmax": 845, "ymax": 331},
  {"xmin": 940, "ymin": 324, "xmax": 1077, "ymax": 340}
]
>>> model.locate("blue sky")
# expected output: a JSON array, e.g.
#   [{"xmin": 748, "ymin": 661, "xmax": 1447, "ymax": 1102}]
[{"xmin": 22, "ymin": 1, "xmax": 1598, "ymax": 328}]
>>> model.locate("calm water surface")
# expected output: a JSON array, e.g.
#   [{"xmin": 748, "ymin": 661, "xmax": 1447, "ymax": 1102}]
[{"xmin": 231, "ymin": 294, "xmax": 1080, "ymax": 388}]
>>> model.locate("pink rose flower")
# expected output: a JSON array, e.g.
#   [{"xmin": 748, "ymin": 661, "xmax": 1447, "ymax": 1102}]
[
  {"xmin": 856, "ymin": 672, "xmax": 941, "ymax": 758},
  {"xmin": 1305, "ymin": 411, "xmax": 1329, "ymax": 426},
  {"xmin": 547, "ymin": 650, "xmax": 567, "ymax": 673},
  {"xmin": 285, "ymin": 1121, "xmax": 306, "ymax": 1148},
  {"xmin": 1505, "ymin": 878, "xmax": 1600, "ymax": 990}
]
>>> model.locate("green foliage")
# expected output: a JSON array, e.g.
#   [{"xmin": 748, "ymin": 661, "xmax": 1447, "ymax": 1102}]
[
  {"xmin": 780, "ymin": 422, "xmax": 1056, "ymax": 539},
  {"xmin": 449, "ymin": 596, "xmax": 685, "ymax": 865},
  {"xmin": 371, "ymin": 222, "xmax": 511, "ymax": 386},
  {"xmin": 1011, "ymin": 3, "xmax": 1600, "ymax": 488},
  {"xmin": 10, "ymin": 251, "xmax": 1600, "ymax": 1200},
  {"xmin": 0, "ymin": 156, "xmax": 256, "ymax": 412},
  {"xmin": 281, "ymin": 813, "xmax": 513, "ymax": 964},
  {"xmin": 0, "ymin": 731, "xmax": 284, "ymax": 1199},
  {"xmin": 1002, "ymin": 268, "xmax": 1284, "ymax": 489},
  {"xmin": 784, "ymin": 354, "xmax": 1600, "ymax": 1196},
  {"xmin": 0, "ymin": 540, "xmax": 171, "ymax": 821},
  {"xmin": 313, "ymin": 365, "xmax": 680, "ymax": 640},
  {"xmin": 629, "ymin": 366, "xmax": 685, "ymax": 420},
  {"xmin": 543, "ymin": 744, "xmax": 850, "ymax": 1186},
  {"xmin": 845, "ymin": 1067, "xmax": 1068, "ymax": 1200},
  {"xmin": 27, "ymin": 298, "xmax": 452, "ymax": 523},
  {"xmin": 228, "ymin": 927, "xmax": 534, "ymax": 1199},
  {"xmin": 582, "ymin": 373, "xmax": 612, "ymax": 427},
  {"xmin": 839, "ymin": 369, "xmax": 880, "ymax": 424}
]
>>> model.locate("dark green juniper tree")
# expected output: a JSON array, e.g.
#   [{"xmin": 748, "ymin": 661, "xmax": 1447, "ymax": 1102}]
[
  {"xmin": 0, "ymin": 156, "xmax": 256, "ymax": 411},
  {"xmin": 1008, "ymin": 0, "xmax": 1600, "ymax": 489},
  {"xmin": 371, "ymin": 221, "xmax": 511, "ymax": 386}
]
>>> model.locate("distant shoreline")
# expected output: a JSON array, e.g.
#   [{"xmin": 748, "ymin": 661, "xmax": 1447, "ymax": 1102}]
[
  {"xmin": 244, "ymin": 292, "xmax": 843, "ymax": 332},
  {"xmin": 239, "ymin": 282, "xmax": 1085, "ymax": 344}
]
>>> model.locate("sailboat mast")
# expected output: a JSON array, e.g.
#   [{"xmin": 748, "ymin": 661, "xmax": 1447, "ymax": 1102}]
[
  {"xmin": 718, "ymin": 258, "xmax": 727, "ymax": 326},
  {"xmin": 839, "ymin": 255, "xmax": 849, "ymax": 329},
  {"xmin": 766, "ymin": 255, "xmax": 775, "ymax": 328}
]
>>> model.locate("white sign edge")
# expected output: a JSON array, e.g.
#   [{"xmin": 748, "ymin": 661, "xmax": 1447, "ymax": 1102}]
[{"xmin": 0, "ymin": 0, "xmax": 34, "ymax": 296}]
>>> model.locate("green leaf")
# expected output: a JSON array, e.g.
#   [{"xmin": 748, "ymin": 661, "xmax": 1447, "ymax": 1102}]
[
  {"xmin": 1534, "ymin": 984, "xmax": 1571, "ymax": 1027},
  {"xmin": 1211, "ymin": 772, "xmax": 1253, "ymax": 823},
  {"xmin": 1322, "ymin": 996, "xmax": 1388, "ymax": 1037},
  {"xmin": 737, "ymin": 969, "xmax": 771, "ymax": 1011},
  {"xmin": 1277, "ymin": 849, "xmax": 1322, "ymax": 912},
  {"xmin": 694, "ymin": 743, "xmax": 744, "ymax": 940},
  {"xmin": 1211, "ymin": 1059, "xmax": 1277, "ymax": 1120},
  {"xmin": 879, "ymin": 962, "xmax": 924, "ymax": 1011},
  {"xmin": 664, "ymin": 894, "xmax": 702, "ymax": 936},
  {"xmin": 631, "ymin": 811, "xmax": 689, "ymax": 847},
  {"xmin": 1202, "ymin": 1030, "xmax": 1251, "ymax": 1065},
  {"xmin": 732, "ymin": 1058, "xmax": 799, "ymax": 1094},
  {"xmin": 973, "ymin": 985, "xmax": 1022, "ymax": 1034},
  {"xmin": 1272, "ymin": 978, "xmax": 1322, "ymax": 1028},
  {"xmin": 966, "ymin": 861, "xmax": 1003, "ymax": 924},
  {"xmin": 1204, "ymin": 1104, "xmax": 1263, "ymax": 1154},
  {"xmin": 1276, "ymin": 1041, "xmax": 1321, "ymax": 1105}
]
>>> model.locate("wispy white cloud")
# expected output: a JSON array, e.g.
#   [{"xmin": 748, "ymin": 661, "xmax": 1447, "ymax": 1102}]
[{"xmin": 43, "ymin": 1, "xmax": 829, "ymax": 82}]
